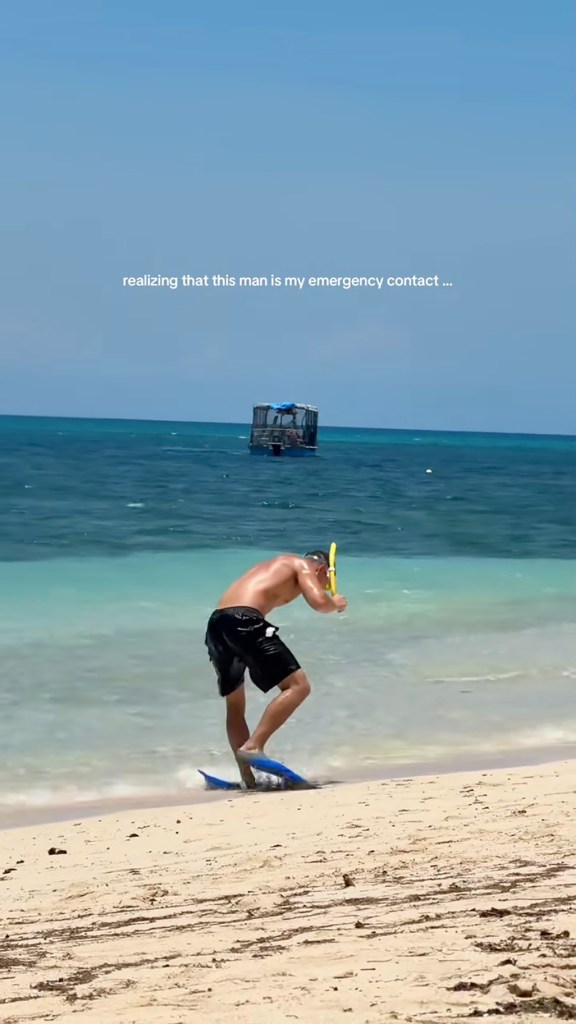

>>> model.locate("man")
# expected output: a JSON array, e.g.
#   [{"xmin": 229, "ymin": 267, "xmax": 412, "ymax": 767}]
[{"xmin": 204, "ymin": 550, "xmax": 347, "ymax": 786}]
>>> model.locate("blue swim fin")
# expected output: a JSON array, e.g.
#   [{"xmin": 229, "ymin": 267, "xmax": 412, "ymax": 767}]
[
  {"xmin": 239, "ymin": 755, "xmax": 312, "ymax": 787},
  {"xmin": 197, "ymin": 769, "xmax": 242, "ymax": 791}
]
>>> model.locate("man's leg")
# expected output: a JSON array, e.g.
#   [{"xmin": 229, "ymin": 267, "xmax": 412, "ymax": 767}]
[
  {"xmin": 225, "ymin": 686, "xmax": 257, "ymax": 787},
  {"xmin": 225, "ymin": 684, "xmax": 249, "ymax": 751},
  {"xmin": 239, "ymin": 669, "xmax": 311, "ymax": 756}
]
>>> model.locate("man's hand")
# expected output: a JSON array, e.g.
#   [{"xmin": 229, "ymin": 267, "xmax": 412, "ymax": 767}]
[{"xmin": 332, "ymin": 594, "xmax": 348, "ymax": 613}]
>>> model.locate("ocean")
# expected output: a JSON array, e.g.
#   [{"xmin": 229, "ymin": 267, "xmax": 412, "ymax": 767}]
[{"xmin": 0, "ymin": 415, "xmax": 574, "ymax": 819}]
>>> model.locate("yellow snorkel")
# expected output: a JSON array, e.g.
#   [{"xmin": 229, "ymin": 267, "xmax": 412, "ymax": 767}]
[{"xmin": 328, "ymin": 541, "xmax": 338, "ymax": 596}]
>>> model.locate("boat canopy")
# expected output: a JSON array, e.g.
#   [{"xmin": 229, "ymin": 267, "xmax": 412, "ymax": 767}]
[{"xmin": 255, "ymin": 402, "xmax": 317, "ymax": 412}]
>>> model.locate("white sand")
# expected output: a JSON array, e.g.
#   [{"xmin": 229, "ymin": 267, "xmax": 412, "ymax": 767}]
[{"xmin": 1, "ymin": 759, "xmax": 575, "ymax": 1023}]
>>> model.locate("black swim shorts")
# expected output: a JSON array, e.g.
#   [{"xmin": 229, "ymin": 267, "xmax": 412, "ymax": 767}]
[{"xmin": 204, "ymin": 606, "xmax": 301, "ymax": 697}]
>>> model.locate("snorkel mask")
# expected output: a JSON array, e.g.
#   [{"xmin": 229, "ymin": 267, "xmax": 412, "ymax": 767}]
[{"xmin": 304, "ymin": 544, "xmax": 338, "ymax": 595}]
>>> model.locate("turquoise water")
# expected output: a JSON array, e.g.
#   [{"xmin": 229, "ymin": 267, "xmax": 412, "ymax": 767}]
[{"xmin": 0, "ymin": 416, "xmax": 574, "ymax": 815}]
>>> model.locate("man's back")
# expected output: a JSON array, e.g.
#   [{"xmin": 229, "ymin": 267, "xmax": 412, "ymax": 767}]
[{"xmin": 217, "ymin": 554, "xmax": 301, "ymax": 616}]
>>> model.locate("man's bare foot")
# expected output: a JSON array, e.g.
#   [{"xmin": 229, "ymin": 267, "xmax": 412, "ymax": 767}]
[{"xmin": 237, "ymin": 747, "xmax": 266, "ymax": 766}]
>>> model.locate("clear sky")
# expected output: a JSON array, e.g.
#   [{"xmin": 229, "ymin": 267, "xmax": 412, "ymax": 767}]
[{"xmin": 1, "ymin": 1, "xmax": 574, "ymax": 433}]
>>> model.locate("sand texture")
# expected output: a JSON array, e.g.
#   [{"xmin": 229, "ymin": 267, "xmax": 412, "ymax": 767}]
[{"xmin": 1, "ymin": 760, "xmax": 575, "ymax": 1023}]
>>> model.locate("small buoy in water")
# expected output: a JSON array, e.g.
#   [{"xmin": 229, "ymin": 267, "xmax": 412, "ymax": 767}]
[{"xmin": 426, "ymin": 468, "xmax": 433, "ymax": 474}]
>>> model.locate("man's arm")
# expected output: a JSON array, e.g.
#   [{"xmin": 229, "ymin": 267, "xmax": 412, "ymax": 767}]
[{"xmin": 296, "ymin": 560, "xmax": 344, "ymax": 613}]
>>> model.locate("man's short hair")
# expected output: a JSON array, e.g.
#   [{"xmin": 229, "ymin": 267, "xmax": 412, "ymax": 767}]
[{"xmin": 304, "ymin": 550, "xmax": 330, "ymax": 567}]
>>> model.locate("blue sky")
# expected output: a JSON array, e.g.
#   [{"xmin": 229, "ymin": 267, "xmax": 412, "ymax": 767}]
[{"xmin": 1, "ymin": 1, "xmax": 574, "ymax": 432}]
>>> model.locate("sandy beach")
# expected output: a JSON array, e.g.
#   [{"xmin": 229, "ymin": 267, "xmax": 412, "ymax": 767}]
[{"xmin": 1, "ymin": 759, "xmax": 575, "ymax": 1023}]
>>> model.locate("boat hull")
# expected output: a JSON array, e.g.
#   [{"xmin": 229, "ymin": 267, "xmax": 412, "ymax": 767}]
[{"xmin": 249, "ymin": 445, "xmax": 317, "ymax": 457}]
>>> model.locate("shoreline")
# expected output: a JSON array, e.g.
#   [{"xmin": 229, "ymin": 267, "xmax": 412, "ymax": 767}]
[{"xmin": 2, "ymin": 741, "xmax": 574, "ymax": 833}]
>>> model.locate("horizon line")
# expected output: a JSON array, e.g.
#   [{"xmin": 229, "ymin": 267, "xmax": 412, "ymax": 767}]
[{"xmin": 0, "ymin": 411, "xmax": 574, "ymax": 440}]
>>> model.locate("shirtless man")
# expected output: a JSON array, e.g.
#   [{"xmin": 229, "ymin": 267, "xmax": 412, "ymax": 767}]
[{"xmin": 204, "ymin": 551, "xmax": 347, "ymax": 786}]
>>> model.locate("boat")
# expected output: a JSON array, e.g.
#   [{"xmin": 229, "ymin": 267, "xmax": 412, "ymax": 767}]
[{"xmin": 248, "ymin": 402, "xmax": 319, "ymax": 456}]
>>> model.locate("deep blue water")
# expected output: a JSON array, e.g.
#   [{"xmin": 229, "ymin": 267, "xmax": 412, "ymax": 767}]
[{"xmin": 0, "ymin": 415, "xmax": 574, "ymax": 562}]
